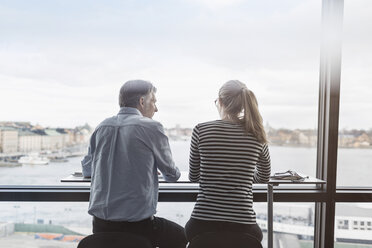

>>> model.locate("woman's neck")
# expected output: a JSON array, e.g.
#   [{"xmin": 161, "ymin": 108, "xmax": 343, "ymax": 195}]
[
  {"xmin": 221, "ymin": 115, "xmax": 239, "ymax": 123},
  {"xmin": 219, "ymin": 108, "xmax": 239, "ymax": 123}
]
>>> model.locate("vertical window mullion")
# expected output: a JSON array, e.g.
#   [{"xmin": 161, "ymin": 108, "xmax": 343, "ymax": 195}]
[{"xmin": 315, "ymin": 0, "xmax": 344, "ymax": 248}]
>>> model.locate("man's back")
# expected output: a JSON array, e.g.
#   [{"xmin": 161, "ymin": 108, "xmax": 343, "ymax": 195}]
[
  {"xmin": 82, "ymin": 80, "xmax": 186, "ymax": 248},
  {"xmin": 83, "ymin": 107, "xmax": 180, "ymax": 221}
]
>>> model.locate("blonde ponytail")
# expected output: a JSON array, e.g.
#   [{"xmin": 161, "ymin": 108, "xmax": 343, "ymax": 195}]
[
  {"xmin": 241, "ymin": 88, "xmax": 267, "ymax": 144},
  {"xmin": 218, "ymin": 80, "xmax": 267, "ymax": 144}
]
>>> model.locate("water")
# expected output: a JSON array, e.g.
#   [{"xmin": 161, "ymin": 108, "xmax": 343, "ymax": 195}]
[
  {"xmin": 0, "ymin": 142, "xmax": 371, "ymax": 233},
  {"xmin": 1, "ymin": 142, "xmax": 371, "ymax": 186},
  {"xmin": 172, "ymin": 141, "xmax": 372, "ymax": 187}
]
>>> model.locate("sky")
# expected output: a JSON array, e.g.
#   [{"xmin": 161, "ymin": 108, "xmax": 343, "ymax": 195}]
[{"xmin": 0, "ymin": 0, "xmax": 371, "ymax": 130}]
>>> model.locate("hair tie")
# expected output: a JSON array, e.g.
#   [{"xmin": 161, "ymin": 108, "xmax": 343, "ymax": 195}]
[{"xmin": 241, "ymin": 87, "xmax": 249, "ymax": 93}]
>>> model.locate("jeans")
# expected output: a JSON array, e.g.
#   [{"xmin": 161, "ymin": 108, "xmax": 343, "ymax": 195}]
[
  {"xmin": 185, "ymin": 218, "xmax": 263, "ymax": 242},
  {"xmin": 93, "ymin": 216, "xmax": 187, "ymax": 248}
]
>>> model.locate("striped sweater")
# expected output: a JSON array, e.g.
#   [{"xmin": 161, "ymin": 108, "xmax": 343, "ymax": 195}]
[{"xmin": 189, "ymin": 120, "xmax": 271, "ymax": 225}]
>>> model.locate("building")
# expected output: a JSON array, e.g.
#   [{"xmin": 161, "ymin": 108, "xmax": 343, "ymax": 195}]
[
  {"xmin": 0, "ymin": 127, "xmax": 18, "ymax": 154},
  {"xmin": 18, "ymin": 130, "xmax": 42, "ymax": 153},
  {"xmin": 42, "ymin": 129, "xmax": 64, "ymax": 151},
  {"xmin": 56, "ymin": 128, "xmax": 75, "ymax": 146},
  {"xmin": 74, "ymin": 128, "xmax": 91, "ymax": 144}
]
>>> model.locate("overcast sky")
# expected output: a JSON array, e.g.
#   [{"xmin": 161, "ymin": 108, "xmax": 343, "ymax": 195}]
[{"xmin": 0, "ymin": 0, "xmax": 371, "ymax": 130}]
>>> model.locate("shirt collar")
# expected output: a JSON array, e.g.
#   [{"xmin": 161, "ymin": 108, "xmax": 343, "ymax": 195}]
[{"xmin": 118, "ymin": 107, "xmax": 143, "ymax": 116}]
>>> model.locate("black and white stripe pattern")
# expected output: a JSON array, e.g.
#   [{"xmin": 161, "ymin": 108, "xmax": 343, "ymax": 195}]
[{"xmin": 189, "ymin": 120, "xmax": 271, "ymax": 224}]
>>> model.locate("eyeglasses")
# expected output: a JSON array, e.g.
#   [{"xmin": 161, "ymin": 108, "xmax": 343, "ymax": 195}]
[{"xmin": 214, "ymin": 98, "xmax": 218, "ymax": 106}]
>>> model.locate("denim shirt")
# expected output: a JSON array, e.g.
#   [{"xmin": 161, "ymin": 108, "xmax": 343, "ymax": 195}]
[{"xmin": 82, "ymin": 107, "xmax": 181, "ymax": 221}]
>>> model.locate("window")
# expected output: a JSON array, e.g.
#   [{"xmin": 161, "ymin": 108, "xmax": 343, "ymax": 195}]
[
  {"xmin": 1, "ymin": 1, "xmax": 372, "ymax": 248},
  {"xmin": 0, "ymin": 0, "xmax": 321, "ymax": 187},
  {"xmin": 337, "ymin": 219, "xmax": 349, "ymax": 230},
  {"xmin": 337, "ymin": 0, "xmax": 372, "ymax": 187}
]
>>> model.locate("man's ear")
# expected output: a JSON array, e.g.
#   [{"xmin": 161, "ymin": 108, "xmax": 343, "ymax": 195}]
[{"xmin": 139, "ymin": 97, "xmax": 145, "ymax": 107}]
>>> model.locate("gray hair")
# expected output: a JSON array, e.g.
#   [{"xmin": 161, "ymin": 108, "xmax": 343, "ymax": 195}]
[{"xmin": 119, "ymin": 80, "xmax": 157, "ymax": 108}]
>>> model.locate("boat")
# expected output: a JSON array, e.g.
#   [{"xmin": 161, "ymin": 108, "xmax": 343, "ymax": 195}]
[
  {"xmin": 49, "ymin": 157, "xmax": 68, "ymax": 163},
  {"xmin": 0, "ymin": 161, "xmax": 21, "ymax": 167},
  {"xmin": 66, "ymin": 151, "xmax": 86, "ymax": 158},
  {"xmin": 18, "ymin": 154, "xmax": 50, "ymax": 165},
  {"xmin": 48, "ymin": 153, "xmax": 68, "ymax": 163}
]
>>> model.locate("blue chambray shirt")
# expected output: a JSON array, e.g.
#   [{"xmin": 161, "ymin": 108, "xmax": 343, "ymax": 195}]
[{"xmin": 81, "ymin": 107, "xmax": 181, "ymax": 221}]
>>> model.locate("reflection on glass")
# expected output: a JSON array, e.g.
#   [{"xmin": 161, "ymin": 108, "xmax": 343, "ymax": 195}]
[
  {"xmin": 2, "ymin": 202, "xmax": 371, "ymax": 248},
  {"xmin": 335, "ymin": 203, "xmax": 372, "ymax": 247},
  {"xmin": 0, "ymin": 202, "xmax": 317, "ymax": 248},
  {"xmin": 0, "ymin": 202, "xmax": 91, "ymax": 248},
  {"xmin": 160, "ymin": 202, "xmax": 317, "ymax": 248},
  {"xmin": 254, "ymin": 203, "xmax": 314, "ymax": 248}
]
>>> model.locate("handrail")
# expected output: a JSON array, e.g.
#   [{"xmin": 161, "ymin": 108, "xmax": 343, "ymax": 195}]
[{"xmin": 0, "ymin": 185, "xmax": 329, "ymax": 202}]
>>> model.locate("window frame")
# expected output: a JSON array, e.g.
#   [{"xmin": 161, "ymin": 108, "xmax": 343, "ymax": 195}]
[{"xmin": 1, "ymin": 1, "xmax": 372, "ymax": 248}]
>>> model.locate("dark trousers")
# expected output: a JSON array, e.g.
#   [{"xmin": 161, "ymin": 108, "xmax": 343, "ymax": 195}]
[
  {"xmin": 185, "ymin": 218, "xmax": 263, "ymax": 242},
  {"xmin": 93, "ymin": 216, "xmax": 187, "ymax": 248}
]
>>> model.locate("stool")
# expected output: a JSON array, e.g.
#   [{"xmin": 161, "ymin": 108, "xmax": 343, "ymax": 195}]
[
  {"xmin": 77, "ymin": 232, "xmax": 152, "ymax": 248},
  {"xmin": 188, "ymin": 232, "xmax": 263, "ymax": 248}
]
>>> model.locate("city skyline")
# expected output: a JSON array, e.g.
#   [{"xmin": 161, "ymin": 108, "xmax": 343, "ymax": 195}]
[
  {"xmin": 2, "ymin": 119, "xmax": 372, "ymax": 132},
  {"xmin": 1, "ymin": 120, "xmax": 371, "ymax": 155}
]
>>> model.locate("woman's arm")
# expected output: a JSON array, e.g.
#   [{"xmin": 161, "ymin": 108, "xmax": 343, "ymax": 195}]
[
  {"xmin": 253, "ymin": 143, "xmax": 271, "ymax": 184},
  {"xmin": 189, "ymin": 125, "xmax": 201, "ymax": 182}
]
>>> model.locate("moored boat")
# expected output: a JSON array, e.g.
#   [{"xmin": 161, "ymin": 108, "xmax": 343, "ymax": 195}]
[{"xmin": 18, "ymin": 154, "xmax": 50, "ymax": 165}]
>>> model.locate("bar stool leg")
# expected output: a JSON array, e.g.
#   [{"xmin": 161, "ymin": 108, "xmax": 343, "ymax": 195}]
[{"xmin": 267, "ymin": 183, "xmax": 274, "ymax": 248}]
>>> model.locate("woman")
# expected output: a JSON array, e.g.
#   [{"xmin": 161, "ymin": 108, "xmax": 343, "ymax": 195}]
[{"xmin": 185, "ymin": 80, "xmax": 271, "ymax": 243}]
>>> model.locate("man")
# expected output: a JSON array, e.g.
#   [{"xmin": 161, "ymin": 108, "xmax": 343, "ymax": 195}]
[{"xmin": 82, "ymin": 80, "xmax": 187, "ymax": 248}]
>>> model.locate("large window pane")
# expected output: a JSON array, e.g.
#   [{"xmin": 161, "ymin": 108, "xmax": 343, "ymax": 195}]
[
  {"xmin": 0, "ymin": 201, "xmax": 318, "ymax": 248},
  {"xmin": 0, "ymin": 0, "xmax": 321, "ymax": 185},
  {"xmin": 337, "ymin": 0, "xmax": 372, "ymax": 187}
]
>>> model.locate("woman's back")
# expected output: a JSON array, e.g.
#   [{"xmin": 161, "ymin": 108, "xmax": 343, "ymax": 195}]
[{"xmin": 189, "ymin": 120, "xmax": 270, "ymax": 225}]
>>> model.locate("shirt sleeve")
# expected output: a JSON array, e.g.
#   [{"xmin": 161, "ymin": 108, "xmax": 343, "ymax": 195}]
[
  {"xmin": 81, "ymin": 132, "xmax": 95, "ymax": 178},
  {"xmin": 147, "ymin": 123, "xmax": 181, "ymax": 183},
  {"xmin": 189, "ymin": 125, "xmax": 200, "ymax": 182},
  {"xmin": 253, "ymin": 143, "xmax": 271, "ymax": 184}
]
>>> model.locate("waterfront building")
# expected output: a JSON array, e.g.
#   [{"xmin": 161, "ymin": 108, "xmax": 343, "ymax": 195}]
[
  {"xmin": 18, "ymin": 130, "xmax": 42, "ymax": 153},
  {"xmin": 73, "ymin": 128, "xmax": 91, "ymax": 144},
  {"xmin": 0, "ymin": 127, "xmax": 18, "ymax": 154},
  {"xmin": 42, "ymin": 129, "xmax": 64, "ymax": 151},
  {"xmin": 56, "ymin": 128, "xmax": 75, "ymax": 146}
]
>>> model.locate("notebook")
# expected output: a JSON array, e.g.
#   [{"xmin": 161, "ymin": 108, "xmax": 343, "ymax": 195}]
[{"xmin": 270, "ymin": 170, "xmax": 309, "ymax": 181}]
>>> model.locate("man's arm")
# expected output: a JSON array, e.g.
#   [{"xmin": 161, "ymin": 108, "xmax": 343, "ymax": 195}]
[
  {"xmin": 253, "ymin": 143, "xmax": 271, "ymax": 184},
  {"xmin": 189, "ymin": 125, "xmax": 200, "ymax": 182},
  {"xmin": 147, "ymin": 123, "xmax": 181, "ymax": 182},
  {"xmin": 81, "ymin": 132, "xmax": 95, "ymax": 178}
]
